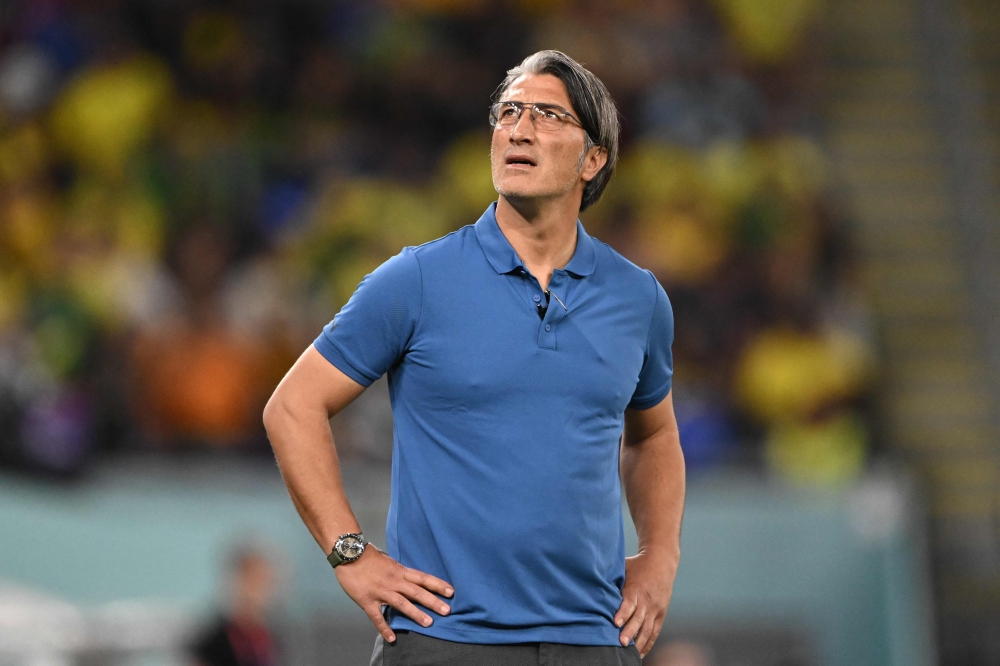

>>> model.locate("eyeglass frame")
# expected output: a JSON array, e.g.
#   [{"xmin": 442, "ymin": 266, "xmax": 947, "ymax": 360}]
[{"xmin": 489, "ymin": 100, "xmax": 594, "ymax": 142}]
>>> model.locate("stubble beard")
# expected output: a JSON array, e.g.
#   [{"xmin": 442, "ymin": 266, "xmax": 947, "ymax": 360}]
[{"xmin": 490, "ymin": 145, "xmax": 588, "ymax": 203}]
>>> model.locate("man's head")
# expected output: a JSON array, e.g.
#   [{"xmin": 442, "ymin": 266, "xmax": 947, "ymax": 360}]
[
  {"xmin": 490, "ymin": 50, "xmax": 620, "ymax": 213},
  {"xmin": 224, "ymin": 541, "xmax": 282, "ymax": 622}
]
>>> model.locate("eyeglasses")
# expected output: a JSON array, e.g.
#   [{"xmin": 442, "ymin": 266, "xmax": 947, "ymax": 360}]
[{"xmin": 489, "ymin": 101, "xmax": 588, "ymax": 135}]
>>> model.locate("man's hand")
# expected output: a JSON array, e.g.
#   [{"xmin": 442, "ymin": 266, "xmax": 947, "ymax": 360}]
[
  {"xmin": 613, "ymin": 550, "xmax": 677, "ymax": 657},
  {"xmin": 335, "ymin": 546, "xmax": 454, "ymax": 643}
]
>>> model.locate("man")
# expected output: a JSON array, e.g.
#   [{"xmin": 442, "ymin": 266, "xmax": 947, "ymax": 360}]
[
  {"xmin": 263, "ymin": 50, "xmax": 685, "ymax": 665},
  {"xmin": 190, "ymin": 543, "xmax": 281, "ymax": 666}
]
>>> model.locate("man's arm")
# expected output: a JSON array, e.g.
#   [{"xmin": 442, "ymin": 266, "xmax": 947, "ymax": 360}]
[
  {"xmin": 614, "ymin": 389, "xmax": 685, "ymax": 657},
  {"xmin": 263, "ymin": 345, "xmax": 453, "ymax": 643}
]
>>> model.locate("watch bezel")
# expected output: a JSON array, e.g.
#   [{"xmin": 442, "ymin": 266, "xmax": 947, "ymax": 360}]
[{"xmin": 331, "ymin": 532, "xmax": 367, "ymax": 566}]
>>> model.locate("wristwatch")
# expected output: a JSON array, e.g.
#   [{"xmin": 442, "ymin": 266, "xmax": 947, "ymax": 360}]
[{"xmin": 327, "ymin": 533, "xmax": 368, "ymax": 568}]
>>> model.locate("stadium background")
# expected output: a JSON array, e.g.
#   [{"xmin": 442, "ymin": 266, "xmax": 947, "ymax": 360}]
[{"xmin": 0, "ymin": 0, "xmax": 996, "ymax": 663}]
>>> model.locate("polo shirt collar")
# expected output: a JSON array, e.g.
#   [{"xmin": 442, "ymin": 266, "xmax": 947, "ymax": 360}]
[{"xmin": 474, "ymin": 202, "xmax": 596, "ymax": 278}]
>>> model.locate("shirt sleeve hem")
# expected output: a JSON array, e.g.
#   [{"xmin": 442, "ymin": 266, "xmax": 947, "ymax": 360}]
[
  {"xmin": 312, "ymin": 337, "xmax": 377, "ymax": 388},
  {"xmin": 627, "ymin": 381, "xmax": 672, "ymax": 411}
]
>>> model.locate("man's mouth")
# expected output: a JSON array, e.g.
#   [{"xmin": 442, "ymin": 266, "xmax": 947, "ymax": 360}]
[{"xmin": 505, "ymin": 154, "xmax": 537, "ymax": 168}]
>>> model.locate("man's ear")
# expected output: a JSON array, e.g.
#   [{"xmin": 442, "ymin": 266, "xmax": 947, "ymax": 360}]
[{"xmin": 581, "ymin": 146, "xmax": 608, "ymax": 183}]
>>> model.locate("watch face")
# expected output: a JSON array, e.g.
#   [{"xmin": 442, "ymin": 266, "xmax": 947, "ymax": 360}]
[{"xmin": 337, "ymin": 535, "xmax": 365, "ymax": 560}]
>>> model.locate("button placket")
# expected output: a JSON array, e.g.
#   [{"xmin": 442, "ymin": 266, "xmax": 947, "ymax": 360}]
[
  {"xmin": 536, "ymin": 274, "xmax": 568, "ymax": 350},
  {"xmin": 537, "ymin": 304, "xmax": 557, "ymax": 348},
  {"xmin": 514, "ymin": 266, "xmax": 550, "ymax": 317}
]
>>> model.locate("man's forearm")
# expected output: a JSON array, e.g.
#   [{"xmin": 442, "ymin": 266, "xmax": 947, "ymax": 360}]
[
  {"xmin": 620, "ymin": 424, "xmax": 685, "ymax": 571},
  {"xmin": 263, "ymin": 351, "xmax": 453, "ymax": 641},
  {"xmin": 264, "ymin": 397, "xmax": 361, "ymax": 554},
  {"xmin": 614, "ymin": 405, "xmax": 685, "ymax": 655}
]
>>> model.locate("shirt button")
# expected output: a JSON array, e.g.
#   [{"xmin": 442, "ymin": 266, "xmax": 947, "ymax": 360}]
[
  {"xmin": 544, "ymin": 324, "xmax": 551, "ymax": 332},
  {"xmin": 533, "ymin": 295, "xmax": 541, "ymax": 303}
]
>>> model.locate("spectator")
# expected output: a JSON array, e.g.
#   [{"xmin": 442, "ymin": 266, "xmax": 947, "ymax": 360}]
[
  {"xmin": 130, "ymin": 226, "xmax": 268, "ymax": 448},
  {"xmin": 190, "ymin": 543, "xmax": 283, "ymax": 666}
]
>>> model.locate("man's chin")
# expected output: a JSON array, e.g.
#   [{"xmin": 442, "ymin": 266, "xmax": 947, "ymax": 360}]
[
  {"xmin": 496, "ymin": 188, "xmax": 532, "ymax": 202},
  {"xmin": 495, "ymin": 173, "xmax": 579, "ymax": 204},
  {"xmin": 495, "ymin": 183, "xmax": 552, "ymax": 203}
]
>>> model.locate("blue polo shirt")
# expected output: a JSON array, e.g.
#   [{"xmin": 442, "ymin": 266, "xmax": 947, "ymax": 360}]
[{"xmin": 314, "ymin": 202, "xmax": 674, "ymax": 645}]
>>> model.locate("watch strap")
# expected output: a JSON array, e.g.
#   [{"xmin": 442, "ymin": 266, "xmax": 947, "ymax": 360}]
[{"xmin": 327, "ymin": 548, "xmax": 347, "ymax": 567}]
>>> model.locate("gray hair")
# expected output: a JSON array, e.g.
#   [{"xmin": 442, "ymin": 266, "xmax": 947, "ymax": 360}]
[{"xmin": 494, "ymin": 50, "xmax": 620, "ymax": 212}]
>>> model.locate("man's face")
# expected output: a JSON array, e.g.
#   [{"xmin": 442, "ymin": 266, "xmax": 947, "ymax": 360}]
[
  {"xmin": 490, "ymin": 73, "xmax": 603, "ymax": 206},
  {"xmin": 233, "ymin": 555, "xmax": 276, "ymax": 618}
]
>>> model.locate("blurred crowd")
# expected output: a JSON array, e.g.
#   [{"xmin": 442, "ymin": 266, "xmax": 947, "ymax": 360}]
[{"xmin": 0, "ymin": 0, "xmax": 876, "ymax": 484}]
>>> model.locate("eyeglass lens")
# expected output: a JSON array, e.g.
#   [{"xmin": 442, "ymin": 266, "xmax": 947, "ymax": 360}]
[{"xmin": 491, "ymin": 103, "xmax": 565, "ymax": 131}]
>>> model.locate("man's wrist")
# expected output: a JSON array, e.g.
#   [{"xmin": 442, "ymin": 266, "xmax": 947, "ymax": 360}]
[
  {"xmin": 637, "ymin": 543, "xmax": 680, "ymax": 570},
  {"xmin": 327, "ymin": 533, "xmax": 368, "ymax": 567}
]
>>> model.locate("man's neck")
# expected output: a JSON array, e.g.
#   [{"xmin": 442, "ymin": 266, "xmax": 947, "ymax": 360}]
[{"xmin": 495, "ymin": 195, "xmax": 580, "ymax": 292}]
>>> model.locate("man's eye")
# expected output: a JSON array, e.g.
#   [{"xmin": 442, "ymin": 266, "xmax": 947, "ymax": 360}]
[
  {"xmin": 500, "ymin": 106, "xmax": 519, "ymax": 117},
  {"xmin": 541, "ymin": 109, "xmax": 559, "ymax": 119}
]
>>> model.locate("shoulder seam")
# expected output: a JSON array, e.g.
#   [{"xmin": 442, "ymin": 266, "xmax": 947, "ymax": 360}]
[
  {"xmin": 642, "ymin": 269, "xmax": 658, "ymax": 360},
  {"xmin": 410, "ymin": 247, "xmax": 425, "ymax": 342},
  {"xmin": 411, "ymin": 224, "xmax": 474, "ymax": 252}
]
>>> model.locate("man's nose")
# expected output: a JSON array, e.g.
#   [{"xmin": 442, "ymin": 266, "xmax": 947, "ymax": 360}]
[{"xmin": 509, "ymin": 108, "xmax": 536, "ymax": 143}]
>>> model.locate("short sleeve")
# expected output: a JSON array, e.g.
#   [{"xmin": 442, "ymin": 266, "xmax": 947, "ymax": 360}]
[
  {"xmin": 627, "ymin": 272, "xmax": 674, "ymax": 410},
  {"xmin": 313, "ymin": 247, "xmax": 422, "ymax": 387}
]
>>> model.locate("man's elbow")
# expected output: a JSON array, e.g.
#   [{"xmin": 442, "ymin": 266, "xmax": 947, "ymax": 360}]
[
  {"xmin": 263, "ymin": 383, "xmax": 331, "ymax": 444},
  {"xmin": 262, "ymin": 389, "xmax": 291, "ymax": 440}
]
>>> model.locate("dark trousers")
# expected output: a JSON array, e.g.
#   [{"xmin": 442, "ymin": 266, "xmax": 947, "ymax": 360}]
[{"xmin": 370, "ymin": 631, "xmax": 642, "ymax": 666}]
